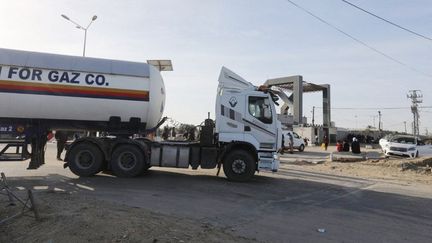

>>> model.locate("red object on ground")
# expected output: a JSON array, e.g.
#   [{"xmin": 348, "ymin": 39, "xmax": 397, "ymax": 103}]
[{"xmin": 336, "ymin": 142, "xmax": 343, "ymax": 152}]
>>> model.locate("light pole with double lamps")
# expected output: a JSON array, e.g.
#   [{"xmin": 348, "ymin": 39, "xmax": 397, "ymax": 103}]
[{"xmin": 61, "ymin": 14, "xmax": 98, "ymax": 57}]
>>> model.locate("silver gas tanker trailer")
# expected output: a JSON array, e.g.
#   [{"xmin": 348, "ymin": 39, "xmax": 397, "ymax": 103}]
[{"xmin": 0, "ymin": 48, "xmax": 283, "ymax": 182}]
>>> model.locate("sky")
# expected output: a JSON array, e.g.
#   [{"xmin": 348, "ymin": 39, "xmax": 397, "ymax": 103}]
[{"xmin": 0, "ymin": 0, "xmax": 431, "ymax": 134}]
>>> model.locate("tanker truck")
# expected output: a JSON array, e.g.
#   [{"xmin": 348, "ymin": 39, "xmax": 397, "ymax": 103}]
[{"xmin": 0, "ymin": 48, "xmax": 282, "ymax": 181}]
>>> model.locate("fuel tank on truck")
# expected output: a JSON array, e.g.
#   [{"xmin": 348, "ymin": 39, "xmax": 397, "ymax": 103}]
[{"xmin": 0, "ymin": 48, "xmax": 166, "ymax": 133}]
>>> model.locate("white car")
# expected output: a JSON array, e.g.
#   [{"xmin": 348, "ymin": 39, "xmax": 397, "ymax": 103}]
[
  {"xmin": 282, "ymin": 131, "xmax": 305, "ymax": 152},
  {"xmin": 379, "ymin": 135, "xmax": 393, "ymax": 149},
  {"xmin": 380, "ymin": 135, "xmax": 419, "ymax": 158}
]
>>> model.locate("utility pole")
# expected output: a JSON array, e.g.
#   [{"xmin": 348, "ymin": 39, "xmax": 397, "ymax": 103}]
[
  {"xmin": 312, "ymin": 106, "xmax": 315, "ymax": 126},
  {"xmin": 407, "ymin": 90, "xmax": 422, "ymax": 136},
  {"xmin": 403, "ymin": 121, "xmax": 407, "ymax": 133},
  {"xmin": 378, "ymin": 111, "xmax": 382, "ymax": 131}
]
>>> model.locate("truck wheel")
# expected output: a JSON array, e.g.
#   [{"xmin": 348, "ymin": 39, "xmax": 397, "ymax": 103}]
[
  {"xmin": 111, "ymin": 145, "xmax": 145, "ymax": 177},
  {"xmin": 223, "ymin": 150, "xmax": 256, "ymax": 182},
  {"xmin": 298, "ymin": 144, "xmax": 305, "ymax": 152},
  {"xmin": 68, "ymin": 143, "xmax": 104, "ymax": 177}
]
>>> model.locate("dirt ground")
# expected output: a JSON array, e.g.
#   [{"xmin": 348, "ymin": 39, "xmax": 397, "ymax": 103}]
[
  {"xmin": 0, "ymin": 190, "xmax": 253, "ymax": 243},
  {"xmin": 286, "ymin": 153, "xmax": 432, "ymax": 185}
]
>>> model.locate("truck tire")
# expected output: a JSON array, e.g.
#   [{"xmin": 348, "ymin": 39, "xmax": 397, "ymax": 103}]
[
  {"xmin": 68, "ymin": 143, "xmax": 104, "ymax": 177},
  {"xmin": 223, "ymin": 150, "xmax": 256, "ymax": 182},
  {"xmin": 298, "ymin": 144, "xmax": 305, "ymax": 152},
  {"xmin": 111, "ymin": 145, "xmax": 145, "ymax": 177}
]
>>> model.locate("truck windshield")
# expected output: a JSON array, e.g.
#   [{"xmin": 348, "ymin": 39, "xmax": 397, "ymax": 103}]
[{"xmin": 248, "ymin": 96, "xmax": 272, "ymax": 124}]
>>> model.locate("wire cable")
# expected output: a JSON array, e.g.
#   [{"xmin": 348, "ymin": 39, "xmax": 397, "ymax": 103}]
[
  {"xmin": 341, "ymin": 0, "xmax": 432, "ymax": 43},
  {"xmin": 284, "ymin": 0, "xmax": 432, "ymax": 78},
  {"xmin": 314, "ymin": 106, "xmax": 432, "ymax": 110}
]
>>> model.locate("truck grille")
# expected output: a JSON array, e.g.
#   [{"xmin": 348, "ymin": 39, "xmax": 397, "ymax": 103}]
[{"xmin": 389, "ymin": 147, "xmax": 407, "ymax": 152}]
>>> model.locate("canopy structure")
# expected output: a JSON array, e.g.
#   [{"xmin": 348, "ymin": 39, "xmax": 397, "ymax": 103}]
[{"xmin": 264, "ymin": 75, "xmax": 331, "ymax": 128}]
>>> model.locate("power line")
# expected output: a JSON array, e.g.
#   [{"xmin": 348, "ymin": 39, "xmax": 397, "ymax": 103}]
[
  {"xmin": 284, "ymin": 0, "xmax": 432, "ymax": 78},
  {"xmin": 341, "ymin": 0, "xmax": 432, "ymax": 43},
  {"xmin": 385, "ymin": 121, "xmax": 406, "ymax": 128},
  {"xmin": 314, "ymin": 106, "xmax": 432, "ymax": 110}
]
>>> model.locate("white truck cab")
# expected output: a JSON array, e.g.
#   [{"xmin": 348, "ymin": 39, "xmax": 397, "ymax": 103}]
[{"xmin": 216, "ymin": 67, "xmax": 282, "ymax": 176}]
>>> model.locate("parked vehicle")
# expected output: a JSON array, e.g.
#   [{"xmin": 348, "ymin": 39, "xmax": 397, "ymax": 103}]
[
  {"xmin": 282, "ymin": 130, "xmax": 305, "ymax": 152},
  {"xmin": 378, "ymin": 135, "xmax": 393, "ymax": 149},
  {"xmin": 380, "ymin": 135, "xmax": 419, "ymax": 158}
]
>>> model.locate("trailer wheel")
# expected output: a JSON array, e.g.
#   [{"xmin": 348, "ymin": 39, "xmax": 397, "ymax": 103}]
[
  {"xmin": 111, "ymin": 145, "xmax": 145, "ymax": 177},
  {"xmin": 68, "ymin": 143, "xmax": 104, "ymax": 177},
  {"xmin": 223, "ymin": 150, "xmax": 256, "ymax": 182}
]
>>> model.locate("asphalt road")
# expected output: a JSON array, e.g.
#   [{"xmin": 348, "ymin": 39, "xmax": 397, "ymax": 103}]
[{"xmin": 1, "ymin": 143, "xmax": 432, "ymax": 242}]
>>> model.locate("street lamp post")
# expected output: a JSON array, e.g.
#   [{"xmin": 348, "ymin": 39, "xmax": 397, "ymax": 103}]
[
  {"xmin": 378, "ymin": 111, "xmax": 382, "ymax": 131},
  {"xmin": 61, "ymin": 14, "xmax": 98, "ymax": 57}
]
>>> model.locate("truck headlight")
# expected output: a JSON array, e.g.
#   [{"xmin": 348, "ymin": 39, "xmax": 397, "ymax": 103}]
[{"xmin": 408, "ymin": 147, "xmax": 416, "ymax": 151}]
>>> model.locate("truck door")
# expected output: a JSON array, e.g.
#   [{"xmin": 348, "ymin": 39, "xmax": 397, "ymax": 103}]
[
  {"xmin": 292, "ymin": 132, "xmax": 302, "ymax": 147},
  {"xmin": 243, "ymin": 95, "xmax": 277, "ymax": 151}
]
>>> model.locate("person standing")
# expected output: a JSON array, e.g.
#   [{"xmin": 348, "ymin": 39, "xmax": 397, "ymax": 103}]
[
  {"xmin": 27, "ymin": 127, "xmax": 49, "ymax": 169},
  {"xmin": 279, "ymin": 134, "xmax": 285, "ymax": 154},
  {"xmin": 342, "ymin": 140, "xmax": 350, "ymax": 152},
  {"xmin": 351, "ymin": 137, "xmax": 361, "ymax": 154},
  {"xmin": 336, "ymin": 140, "xmax": 343, "ymax": 152},
  {"xmin": 323, "ymin": 134, "xmax": 329, "ymax": 151},
  {"xmin": 287, "ymin": 132, "xmax": 294, "ymax": 154},
  {"xmin": 315, "ymin": 135, "xmax": 319, "ymax": 146},
  {"xmin": 55, "ymin": 130, "xmax": 68, "ymax": 161}
]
